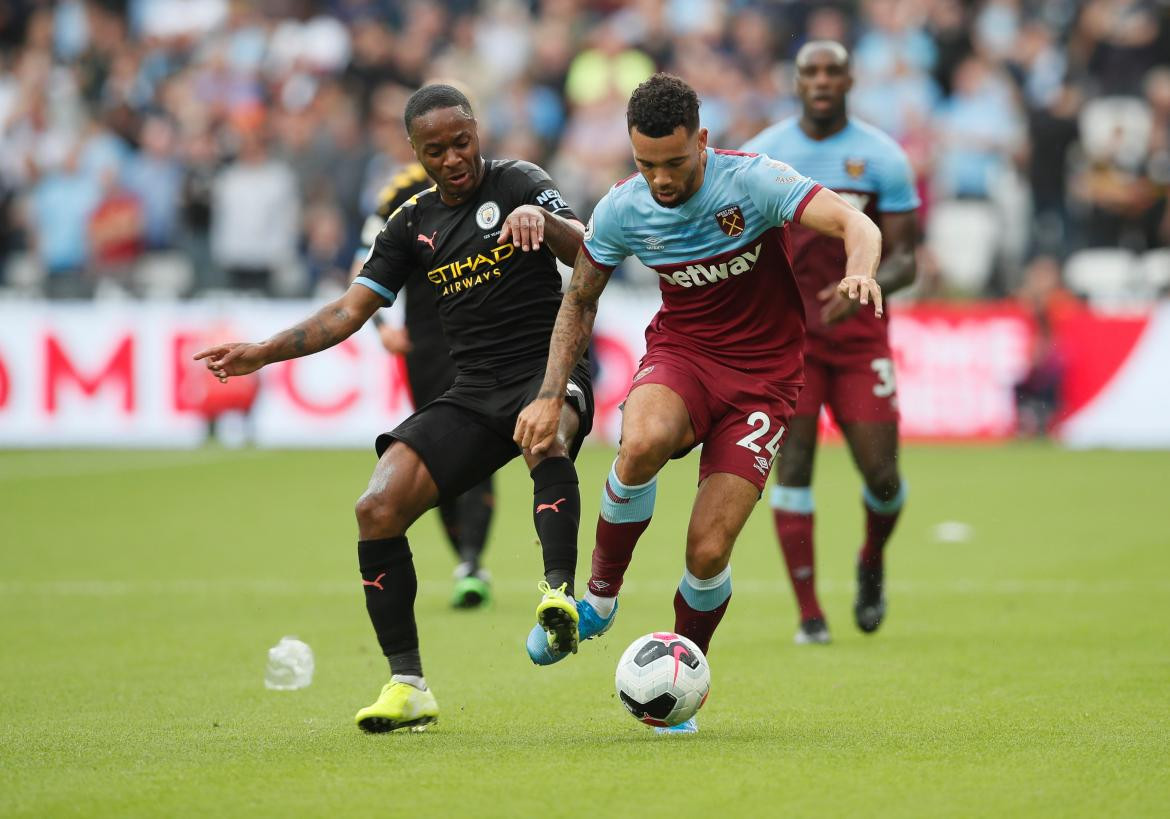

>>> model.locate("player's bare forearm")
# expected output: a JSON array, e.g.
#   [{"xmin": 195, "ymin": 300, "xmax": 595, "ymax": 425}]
[
  {"xmin": 841, "ymin": 210, "xmax": 882, "ymax": 280},
  {"xmin": 537, "ymin": 250, "xmax": 610, "ymax": 399},
  {"xmin": 259, "ymin": 285, "xmax": 381, "ymax": 364},
  {"xmin": 542, "ymin": 214, "xmax": 586, "ymax": 267},
  {"xmin": 875, "ymin": 210, "xmax": 919, "ymax": 295}
]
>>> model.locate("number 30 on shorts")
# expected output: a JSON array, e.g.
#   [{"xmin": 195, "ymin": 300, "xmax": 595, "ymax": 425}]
[
  {"xmin": 871, "ymin": 357, "xmax": 897, "ymax": 398},
  {"xmin": 735, "ymin": 411, "xmax": 786, "ymax": 457}
]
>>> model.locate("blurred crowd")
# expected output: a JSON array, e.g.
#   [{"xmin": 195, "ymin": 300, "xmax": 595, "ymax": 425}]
[{"xmin": 0, "ymin": 0, "xmax": 1168, "ymax": 301}]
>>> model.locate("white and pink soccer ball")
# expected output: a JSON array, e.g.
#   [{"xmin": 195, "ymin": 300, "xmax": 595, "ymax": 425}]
[{"xmin": 615, "ymin": 632, "xmax": 711, "ymax": 727}]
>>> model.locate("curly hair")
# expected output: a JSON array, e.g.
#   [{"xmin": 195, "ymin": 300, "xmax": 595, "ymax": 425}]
[
  {"xmin": 404, "ymin": 84, "xmax": 473, "ymax": 134},
  {"xmin": 626, "ymin": 73, "xmax": 700, "ymax": 137}
]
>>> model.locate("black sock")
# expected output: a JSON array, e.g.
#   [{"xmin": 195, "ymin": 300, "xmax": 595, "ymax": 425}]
[
  {"xmin": 358, "ymin": 536, "xmax": 422, "ymax": 677},
  {"xmin": 436, "ymin": 497, "xmax": 461, "ymax": 563},
  {"xmin": 455, "ymin": 476, "xmax": 494, "ymax": 569},
  {"xmin": 530, "ymin": 456, "xmax": 580, "ymax": 598}
]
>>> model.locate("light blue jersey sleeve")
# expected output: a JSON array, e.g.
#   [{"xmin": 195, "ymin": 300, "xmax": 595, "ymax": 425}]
[
  {"xmin": 875, "ymin": 146, "xmax": 921, "ymax": 213},
  {"xmin": 739, "ymin": 153, "xmax": 820, "ymax": 227},
  {"xmin": 582, "ymin": 188, "xmax": 630, "ymax": 271}
]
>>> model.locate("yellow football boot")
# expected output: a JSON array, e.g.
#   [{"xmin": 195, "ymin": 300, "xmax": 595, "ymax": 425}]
[
  {"xmin": 535, "ymin": 580, "xmax": 580, "ymax": 655},
  {"xmin": 355, "ymin": 681, "xmax": 439, "ymax": 733}
]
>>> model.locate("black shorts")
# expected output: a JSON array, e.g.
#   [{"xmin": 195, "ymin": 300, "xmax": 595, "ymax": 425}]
[{"xmin": 375, "ymin": 361, "xmax": 594, "ymax": 500}]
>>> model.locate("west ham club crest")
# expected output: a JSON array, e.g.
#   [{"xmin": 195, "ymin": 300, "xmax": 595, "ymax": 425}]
[{"xmin": 715, "ymin": 205, "xmax": 745, "ymax": 238}]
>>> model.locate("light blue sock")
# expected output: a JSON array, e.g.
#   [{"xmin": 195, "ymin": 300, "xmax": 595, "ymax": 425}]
[
  {"xmin": 863, "ymin": 482, "xmax": 907, "ymax": 515},
  {"xmin": 599, "ymin": 462, "xmax": 656, "ymax": 523},
  {"xmin": 770, "ymin": 485, "xmax": 813, "ymax": 514},
  {"xmin": 678, "ymin": 566, "xmax": 732, "ymax": 612}
]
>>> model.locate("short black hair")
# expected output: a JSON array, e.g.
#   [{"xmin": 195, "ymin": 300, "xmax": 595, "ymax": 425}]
[
  {"xmin": 626, "ymin": 73, "xmax": 700, "ymax": 137},
  {"xmin": 404, "ymin": 84, "xmax": 474, "ymax": 133}
]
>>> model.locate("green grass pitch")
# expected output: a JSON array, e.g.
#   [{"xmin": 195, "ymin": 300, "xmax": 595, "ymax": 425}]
[{"xmin": 1, "ymin": 443, "xmax": 1167, "ymax": 817}]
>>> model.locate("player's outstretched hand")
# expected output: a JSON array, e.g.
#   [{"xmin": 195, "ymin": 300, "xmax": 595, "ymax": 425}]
[
  {"xmin": 500, "ymin": 205, "xmax": 546, "ymax": 252},
  {"xmin": 836, "ymin": 275, "xmax": 883, "ymax": 318},
  {"xmin": 817, "ymin": 283, "xmax": 862, "ymax": 325},
  {"xmin": 193, "ymin": 342, "xmax": 267, "ymax": 383},
  {"xmin": 514, "ymin": 396, "xmax": 562, "ymax": 456}
]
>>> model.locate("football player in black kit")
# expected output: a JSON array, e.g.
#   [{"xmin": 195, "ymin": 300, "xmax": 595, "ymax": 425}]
[
  {"xmin": 354, "ymin": 162, "xmax": 496, "ymax": 611},
  {"xmin": 196, "ymin": 84, "xmax": 593, "ymax": 732}
]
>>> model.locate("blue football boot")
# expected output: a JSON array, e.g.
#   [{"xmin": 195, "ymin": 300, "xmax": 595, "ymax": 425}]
[
  {"xmin": 526, "ymin": 597, "xmax": 619, "ymax": 666},
  {"xmin": 654, "ymin": 718, "xmax": 698, "ymax": 735}
]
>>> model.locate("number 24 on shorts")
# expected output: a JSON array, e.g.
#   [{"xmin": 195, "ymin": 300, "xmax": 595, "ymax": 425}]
[{"xmin": 736, "ymin": 411, "xmax": 785, "ymax": 456}]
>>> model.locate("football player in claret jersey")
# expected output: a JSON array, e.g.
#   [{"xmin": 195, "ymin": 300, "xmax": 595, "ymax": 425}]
[
  {"xmin": 196, "ymin": 84, "xmax": 594, "ymax": 732},
  {"xmin": 353, "ymin": 163, "xmax": 496, "ymax": 611},
  {"xmin": 514, "ymin": 74, "xmax": 883, "ymax": 730},
  {"xmin": 743, "ymin": 41, "xmax": 920, "ymax": 645}
]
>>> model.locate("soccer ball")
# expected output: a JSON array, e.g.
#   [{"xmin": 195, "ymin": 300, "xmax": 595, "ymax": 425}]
[{"xmin": 615, "ymin": 632, "xmax": 710, "ymax": 727}]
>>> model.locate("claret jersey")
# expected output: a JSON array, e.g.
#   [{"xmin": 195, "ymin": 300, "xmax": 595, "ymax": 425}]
[
  {"xmin": 742, "ymin": 118, "xmax": 919, "ymax": 346},
  {"xmin": 357, "ymin": 159, "xmax": 578, "ymax": 377},
  {"xmin": 582, "ymin": 147, "xmax": 820, "ymax": 382}
]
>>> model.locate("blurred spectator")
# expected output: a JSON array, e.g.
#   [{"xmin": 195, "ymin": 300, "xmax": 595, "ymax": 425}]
[
  {"xmin": 925, "ymin": 0, "xmax": 971, "ymax": 97},
  {"xmin": 564, "ymin": 20, "xmax": 654, "ymax": 108},
  {"xmin": 210, "ymin": 118, "xmax": 300, "ymax": 294},
  {"xmin": 88, "ymin": 169, "xmax": 145, "ymax": 292},
  {"xmin": 933, "ymin": 57, "xmax": 1024, "ymax": 200},
  {"xmin": 302, "ymin": 199, "xmax": 350, "ymax": 292},
  {"xmin": 1027, "ymin": 84, "xmax": 1082, "ymax": 257},
  {"xmin": 854, "ymin": 0, "xmax": 937, "ymax": 79},
  {"xmin": 27, "ymin": 147, "xmax": 102, "ymax": 298},
  {"xmin": 1071, "ymin": 0, "xmax": 1167, "ymax": 96},
  {"xmin": 178, "ymin": 126, "xmax": 221, "ymax": 291},
  {"xmin": 123, "ymin": 115, "xmax": 184, "ymax": 250},
  {"xmin": 1071, "ymin": 93, "xmax": 1164, "ymax": 249}
]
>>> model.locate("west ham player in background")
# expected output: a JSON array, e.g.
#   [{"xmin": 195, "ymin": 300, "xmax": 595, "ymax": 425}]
[
  {"xmin": 352, "ymin": 162, "xmax": 496, "ymax": 611},
  {"xmin": 197, "ymin": 85, "xmax": 594, "ymax": 733},
  {"xmin": 743, "ymin": 41, "xmax": 919, "ymax": 645},
  {"xmin": 515, "ymin": 74, "xmax": 882, "ymax": 732}
]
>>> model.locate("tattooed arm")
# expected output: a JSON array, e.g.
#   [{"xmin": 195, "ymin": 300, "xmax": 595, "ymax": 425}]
[
  {"xmin": 193, "ymin": 285, "xmax": 384, "ymax": 382},
  {"xmin": 514, "ymin": 249, "xmax": 613, "ymax": 454}
]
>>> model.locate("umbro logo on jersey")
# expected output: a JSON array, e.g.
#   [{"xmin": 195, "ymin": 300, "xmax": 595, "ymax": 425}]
[
  {"xmin": 643, "ymin": 236, "xmax": 665, "ymax": 251},
  {"xmin": 753, "ymin": 455, "xmax": 771, "ymax": 476},
  {"xmin": 657, "ymin": 243, "xmax": 761, "ymax": 289},
  {"xmin": 715, "ymin": 205, "xmax": 745, "ymax": 238}
]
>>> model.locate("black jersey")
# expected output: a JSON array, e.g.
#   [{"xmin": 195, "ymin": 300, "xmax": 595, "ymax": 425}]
[
  {"xmin": 356, "ymin": 159, "xmax": 578, "ymax": 378},
  {"xmin": 360, "ymin": 163, "xmax": 444, "ymax": 349}
]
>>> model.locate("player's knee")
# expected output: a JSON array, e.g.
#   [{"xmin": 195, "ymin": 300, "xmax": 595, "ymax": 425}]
[
  {"xmin": 864, "ymin": 465, "xmax": 902, "ymax": 503},
  {"xmin": 775, "ymin": 438, "xmax": 814, "ymax": 486},
  {"xmin": 775, "ymin": 450, "xmax": 813, "ymax": 486},
  {"xmin": 354, "ymin": 490, "xmax": 404, "ymax": 537},
  {"xmin": 616, "ymin": 434, "xmax": 672, "ymax": 482},
  {"xmin": 685, "ymin": 537, "xmax": 730, "ymax": 579}
]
